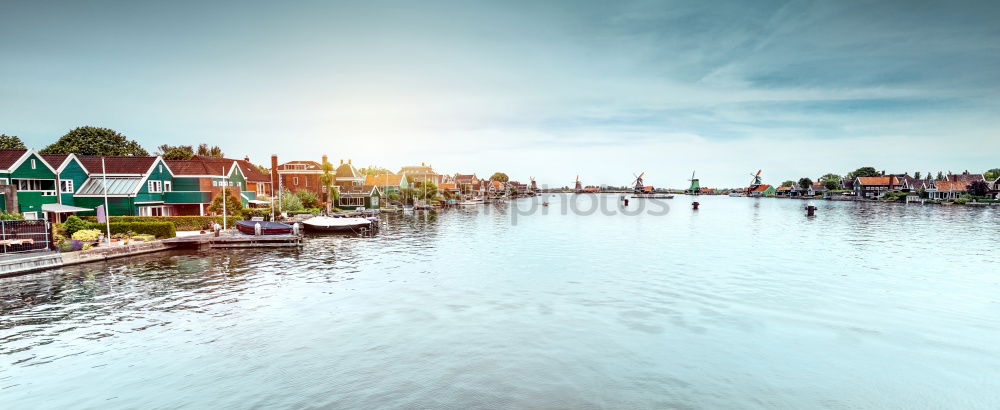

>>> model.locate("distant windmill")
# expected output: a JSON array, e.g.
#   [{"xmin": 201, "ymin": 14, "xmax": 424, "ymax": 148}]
[
  {"xmin": 687, "ymin": 171, "xmax": 700, "ymax": 194},
  {"xmin": 749, "ymin": 170, "xmax": 762, "ymax": 187},
  {"xmin": 631, "ymin": 172, "xmax": 646, "ymax": 193},
  {"xmin": 530, "ymin": 177, "xmax": 538, "ymax": 191},
  {"xmin": 574, "ymin": 175, "xmax": 582, "ymax": 191}
]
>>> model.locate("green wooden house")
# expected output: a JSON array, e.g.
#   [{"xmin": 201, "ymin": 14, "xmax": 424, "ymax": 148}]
[
  {"xmin": 165, "ymin": 157, "xmax": 261, "ymax": 215},
  {"xmin": 0, "ymin": 149, "xmax": 59, "ymax": 219},
  {"xmin": 72, "ymin": 156, "xmax": 176, "ymax": 216}
]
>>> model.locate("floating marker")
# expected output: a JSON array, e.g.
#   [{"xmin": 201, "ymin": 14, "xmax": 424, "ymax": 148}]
[{"xmin": 692, "ymin": 201, "xmax": 700, "ymax": 210}]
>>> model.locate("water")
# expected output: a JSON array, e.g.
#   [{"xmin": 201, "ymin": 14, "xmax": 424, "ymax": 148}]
[{"xmin": 2, "ymin": 195, "xmax": 999, "ymax": 409}]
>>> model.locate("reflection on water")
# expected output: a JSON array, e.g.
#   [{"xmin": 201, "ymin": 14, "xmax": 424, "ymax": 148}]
[{"xmin": 2, "ymin": 195, "xmax": 1000, "ymax": 408}]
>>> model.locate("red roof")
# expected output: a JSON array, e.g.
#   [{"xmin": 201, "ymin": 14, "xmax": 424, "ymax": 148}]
[
  {"xmin": 751, "ymin": 184, "xmax": 772, "ymax": 193},
  {"xmin": 934, "ymin": 180, "xmax": 969, "ymax": 192},
  {"xmin": 166, "ymin": 156, "xmax": 269, "ymax": 181},
  {"xmin": 78, "ymin": 156, "xmax": 156, "ymax": 175},
  {"xmin": 776, "ymin": 185, "xmax": 791, "ymax": 191},
  {"xmin": 856, "ymin": 176, "xmax": 899, "ymax": 186},
  {"xmin": 0, "ymin": 149, "xmax": 28, "ymax": 170},
  {"xmin": 40, "ymin": 154, "xmax": 70, "ymax": 169}
]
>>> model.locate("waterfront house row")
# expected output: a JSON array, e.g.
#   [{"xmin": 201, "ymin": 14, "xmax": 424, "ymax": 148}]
[
  {"xmin": 851, "ymin": 171, "xmax": 991, "ymax": 199},
  {"xmin": 0, "ymin": 149, "xmax": 272, "ymax": 219},
  {"xmin": 271, "ymin": 155, "xmax": 382, "ymax": 210}
]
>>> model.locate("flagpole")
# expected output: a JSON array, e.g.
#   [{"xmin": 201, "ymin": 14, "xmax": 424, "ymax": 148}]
[
  {"xmin": 222, "ymin": 166, "xmax": 227, "ymax": 231},
  {"xmin": 101, "ymin": 157, "xmax": 111, "ymax": 242}
]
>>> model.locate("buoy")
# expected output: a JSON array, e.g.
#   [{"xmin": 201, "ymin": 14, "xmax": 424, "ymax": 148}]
[
  {"xmin": 806, "ymin": 205, "xmax": 816, "ymax": 216},
  {"xmin": 692, "ymin": 201, "xmax": 700, "ymax": 209}
]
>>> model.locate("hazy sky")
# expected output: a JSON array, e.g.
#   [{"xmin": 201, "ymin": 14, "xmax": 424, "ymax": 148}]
[{"xmin": 2, "ymin": 0, "xmax": 998, "ymax": 187}]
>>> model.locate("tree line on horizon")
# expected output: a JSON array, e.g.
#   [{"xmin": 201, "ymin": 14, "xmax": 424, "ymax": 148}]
[
  {"xmin": 779, "ymin": 166, "xmax": 1000, "ymax": 192},
  {"xmin": 0, "ymin": 126, "xmax": 225, "ymax": 160}
]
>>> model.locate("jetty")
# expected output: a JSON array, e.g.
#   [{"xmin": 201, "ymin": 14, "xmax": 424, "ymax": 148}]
[{"xmin": 164, "ymin": 232, "xmax": 303, "ymax": 248}]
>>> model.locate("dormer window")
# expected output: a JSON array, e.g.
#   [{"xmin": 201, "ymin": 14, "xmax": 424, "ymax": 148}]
[{"xmin": 30, "ymin": 159, "xmax": 36, "ymax": 169}]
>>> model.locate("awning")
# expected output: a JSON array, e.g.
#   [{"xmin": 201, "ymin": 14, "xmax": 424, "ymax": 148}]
[
  {"xmin": 247, "ymin": 199, "xmax": 270, "ymax": 205},
  {"xmin": 42, "ymin": 203, "xmax": 93, "ymax": 213}
]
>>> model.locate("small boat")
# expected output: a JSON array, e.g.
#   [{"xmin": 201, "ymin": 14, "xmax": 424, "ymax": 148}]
[
  {"xmin": 236, "ymin": 220, "xmax": 294, "ymax": 235},
  {"xmin": 458, "ymin": 200, "xmax": 479, "ymax": 206},
  {"xmin": 542, "ymin": 202, "xmax": 550, "ymax": 206},
  {"xmin": 302, "ymin": 216, "xmax": 375, "ymax": 232}
]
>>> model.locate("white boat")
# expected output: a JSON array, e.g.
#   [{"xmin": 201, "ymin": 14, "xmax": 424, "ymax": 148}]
[
  {"xmin": 458, "ymin": 200, "xmax": 479, "ymax": 206},
  {"xmin": 302, "ymin": 216, "xmax": 374, "ymax": 232}
]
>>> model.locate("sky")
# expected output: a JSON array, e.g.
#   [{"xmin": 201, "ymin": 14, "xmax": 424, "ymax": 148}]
[{"xmin": 2, "ymin": 0, "xmax": 998, "ymax": 188}]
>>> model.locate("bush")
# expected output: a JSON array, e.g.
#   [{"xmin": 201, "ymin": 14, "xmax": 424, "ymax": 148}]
[
  {"xmin": 81, "ymin": 216, "xmax": 237, "ymax": 230},
  {"xmin": 295, "ymin": 190, "xmax": 321, "ymax": 209},
  {"xmin": 60, "ymin": 240, "xmax": 84, "ymax": 252},
  {"xmin": 280, "ymin": 190, "xmax": 304, "ymax": 212},
  {"xmin": 82, "ymin": 222, "xmax": 176, "ymax": 238},
  {"xmin": 132, "ymin": 234, "xmax": 156, "ymax": 242},
  {"xmin": 237, "ymin": 207, "xmax": 272, "ymax": 220},
  {"xmin": 0, "ymin": 212, "xmax": 23, "ymax": 220},
  {"xmin": 63, "ymin": 215, "xmax": 88, "ymax": 236},
  {"xmin": 72, "ymin": 229, "xmax": 102, "ymax": 241}
]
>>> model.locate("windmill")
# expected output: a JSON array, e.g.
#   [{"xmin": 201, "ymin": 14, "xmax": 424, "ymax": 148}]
[
  {"xmin": 574, "ymin": 175, "xmax": 582, "ymax": 192},
  {"xmin": 631, "ymin": 172, "xmax": 646, "ymax": 193},
  {"xmin": 530, "ymin": 177, "xmax": 538, "ymax": 192},
  {"xmin": 687, "ymin": 171, "xmax": 700, "ymax": 194},
  {"xmin": 749, "ymin": 170, "xmax": 762, "ymax": 187}
]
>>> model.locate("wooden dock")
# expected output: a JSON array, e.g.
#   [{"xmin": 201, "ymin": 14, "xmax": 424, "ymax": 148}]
[{"xmin": 163, "ymin": 233, "xmax": 303, "ymax": 248}]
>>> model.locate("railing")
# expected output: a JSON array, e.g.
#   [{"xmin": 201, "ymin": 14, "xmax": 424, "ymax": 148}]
[{"xmin": 0, "ymin": 219, "xmax": 52, "ymax": 254}]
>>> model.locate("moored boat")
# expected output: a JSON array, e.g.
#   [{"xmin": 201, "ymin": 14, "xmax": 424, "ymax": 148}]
[
  {"xmin": 236, "ymin": 220, "xmax": 294, "ymax": 235},
  {"xmin": 302, "ymin": 216, "xmax": 375, "ymax": 232}
]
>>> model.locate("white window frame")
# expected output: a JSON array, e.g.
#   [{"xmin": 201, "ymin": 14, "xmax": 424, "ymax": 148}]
[
  {"xmin": 60, "ymin": 180, "xmax": 74, "ymax": 193},
  {"xmin": 164, "ymin": 181, "xmax": 172, "ymax": 192},
  {"xmin": 14, "ymin": 179, "xmax": 56, "ymax": 195},
  {"xmin": 148, "ymin": 180, "xmax": 163, "ymax": 193},
  {"xmin": 30, "ymin": 159, "xmax": 36, "ymax": 169},
  {"xmin": 23, "ymin": 212, "xmax": 38, "ymax": 220},
  {"xmin": 293, "ymin": 177, "xmax": 299, "ymax": 186}
]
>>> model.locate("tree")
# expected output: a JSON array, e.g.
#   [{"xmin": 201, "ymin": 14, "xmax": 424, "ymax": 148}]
[
  {"xmin": 936, "ymin": 171, "xmax": 945, "ymax": 181},
  {"xmin": 0, "ymin": 134, "xmax": 26, "ymax": 149},
  {"xmin": 913, "ymin": 171, "xmax": 921, "ymax": 179},
  {"xmin": 781, "ymin": 180, "xmax": 795, "ymax": 187},
  {"xmin": 820, "ymin": 173, "xmax": 841, "ymax": 190},
  {"xmin": 415, "ymin": 180, "xmax": 438, "ymax": 200},
  {"xmin": 41, "ymin": 126, "xmax": 148, "ymax": 156},
  {"xmin": 359, "ymin": 166, "xmax": 391, "ymax": 176},
  {"xmin": 295, "ymin": 190, "xmax": 321, "ymax": 209},
  {"xmin": 846, "ymin": 167, "xmax": 879, "ymax": 180},
  {"xmin": 490, "ymin": 172, "xmax": 509, "ymax": 182},
  {"xmin": 196, "ymin": 144, "xmax": 224, "ymax": 158},
  {"xmin": 208, "ymin": 188, "xmax": 243, "ymax": 215},
  {"xmin": 280, "ymin": 190, "xmax": 304, "ymax": 212},
  {"xmin": 155, "ymin": 144, "xmax": 195, "ymax": 160},
  {"xmin": 319, "ymin": 159, "xmax": 335, "ymax": 206},
  {"xmin": 798, "ymin": 178, "xmax": 813, "ymax": 189},
  {"xmin": 968, "ymin": 180, "xmax": 989, "ymax": 197},
  {"xmin": 985, "ymin": 168, "xmax": 1000, "ymax": 181}
]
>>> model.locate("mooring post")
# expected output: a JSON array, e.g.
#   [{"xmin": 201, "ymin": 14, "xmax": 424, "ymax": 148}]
[
  {"xmin": 624, "ymin": 198, "xmax": 629, "ymax": 206},
  {"xmin": 806, "ymin": 205, "xmax": 816, "ymax": 216},
  {"xmin": 692, "ymin": 201, "xmax": 700, "ymax": 210}
]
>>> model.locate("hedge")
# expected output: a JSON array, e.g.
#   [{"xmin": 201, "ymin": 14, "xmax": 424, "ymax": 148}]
[
  {"xmin": 81, "ymin": 216, "xmax": 239, "ymax": 231},
  {"xmin": 83, "ymin": 222, "xmax": 177, "ymax": 238}
]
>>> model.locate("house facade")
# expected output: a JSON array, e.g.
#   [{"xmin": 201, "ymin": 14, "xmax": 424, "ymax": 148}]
[
  {"xmin": 71, "ymin": 156, "xmax": 175, "ymax": 217},
  {"xmin": 853, "ymin": 176, "xmax": 900, "ymax": 198},
  {"xmin": 0, "ymin": 149, "xmax": 59, "ymax": 218},
  {"xmin": 748, "ymin": 184, "xmax": 775, "ymax": 197},
  {"xmin": 165, "ymin": 157, "xmax": 256, "ymax": 215},
  {"xmin": 399, "ymin": 163, "xmax": 444, "ymax": 185},
  {"xmin": 272, "ymin": 154, "xmax": 325, "ymax": 199}
]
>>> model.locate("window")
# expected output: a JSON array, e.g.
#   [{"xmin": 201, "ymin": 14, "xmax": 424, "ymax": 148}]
[
  {"xmin": 30, "ymin": 159, "xmax": 36, "ymax": 169},
  {"xmin": 14, "ymin": 179, "xmax": 56, "ymax": 193},
  {"xmin": 139, "ymin": 206, "xmax": 171, "ymax": 216},
  {"xmin": 23, "ymin": 212, "xmax": 38, "ymax": 220},
  {"xmin": 60, "ymin": 180, "xmax": 74, "ymax": 193},
  {"xmin": 339, "ymin": 197, "xmax": 365, "ymax": 206},
  {"xmin": 293, "ymin": 177, "xmax": 299, "ymax": 186},
  {"xmin": 148, "ymin": 180, "xmax": 163, "ymax": 193},
  {"xmin": 164, "ymin": 181, "xmax": 171, "ymax": 192},
  {"xmin": 305, "ymin": 178, "xmax": 310, "ymax": 187}
]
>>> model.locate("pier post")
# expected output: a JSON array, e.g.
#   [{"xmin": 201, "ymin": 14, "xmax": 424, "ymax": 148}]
[
  {"xmin": 692, "ymin": 201, "xmax": 699, "ymax": 210},
  {"xmin": 806, "ymin": 205, "xmax": 816, "ymax": 216}
]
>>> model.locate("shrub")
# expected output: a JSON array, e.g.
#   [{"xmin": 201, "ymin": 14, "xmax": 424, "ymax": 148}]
[
  {"xmin": 72, "ymin": 229, "xmax": 102, "ymax": 241},
  {"xmin": 132, "ymin": 234, "xmax": 155, "ymax": 242},
  {"xmin": 237, "ymin": 207, "xmax": 272, "ymax": 220},
  {"xmin": 0, "ymin": 212, "xmax": 23, "ymax": 220},
  {"xmin": 280, "ymin": 190, "xmax": 304, "ymax": 212},
  {"xmin": 81, "ymin": 216, "xmax": 237, "ymax": 230},
  {"xmin": 60, "ymin": 240, "xmax": 84, "ymax": 252},
  {"xmin": 63, "ymin": 215, "xmax": 88, "ymax": 236},
  {"xmin": 82, "ymin": 222, "xmax": 176, "ymax": 238},
  {"xmin": 208, "ymin": 188, "xmax": 244, "ymax": 215},
  {"xmin": 295, "ymin": 190, "xmax": 321, "ymax": 209}
]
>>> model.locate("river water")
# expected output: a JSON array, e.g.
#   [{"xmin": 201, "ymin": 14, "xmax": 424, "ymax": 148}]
[{"xmin": 2, "ymin": 195, "xmax": 999, "ymax": 409}]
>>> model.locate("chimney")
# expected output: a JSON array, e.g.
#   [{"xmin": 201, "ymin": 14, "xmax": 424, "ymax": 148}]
[
  {"xmin": 322, "ymin": 154, "xmax": 328, "ymax": 165},
  {"xmin": 348, "ymin": 159, "xmax": 351, "ymax": 165},
  {"xmin": 340, "ymin": 159, "xmax": 343, "ymax": 165},
  {"xmin": 244, "ymin": 156, "xmax": 250, "ymax": 162},
  {"xmin": 421, "ymin": 162, "xmax": 425, "ymax": 166},
  {"xmin": 270, "ymin": 154, "xmax": 279, "ymax": 195}
]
